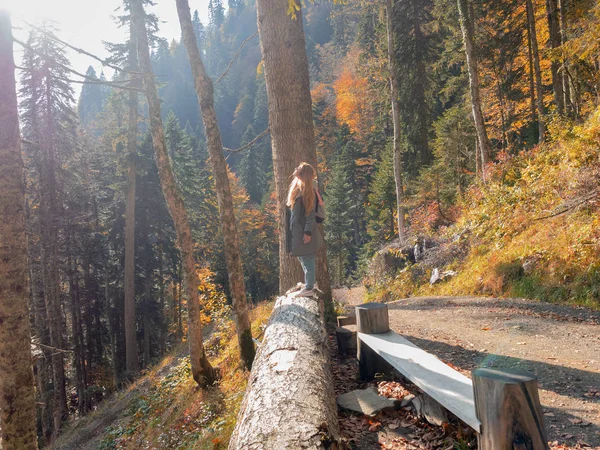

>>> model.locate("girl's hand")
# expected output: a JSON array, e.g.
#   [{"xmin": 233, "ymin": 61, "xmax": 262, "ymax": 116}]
[{"xmin": 303, "ymin": 234, "xmax": 312, "ymax": 244}]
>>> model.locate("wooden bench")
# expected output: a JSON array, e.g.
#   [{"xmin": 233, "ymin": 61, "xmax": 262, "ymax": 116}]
[
  {"xmin": 354, "ymin": 303, "xmax": 549, "ymax": 450},
  {"xmin": 358, "ymin": 330, "xmax": 480, "ymax": 431}
]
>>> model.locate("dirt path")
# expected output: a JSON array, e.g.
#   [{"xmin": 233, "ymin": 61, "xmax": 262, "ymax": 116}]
[{"xmin": 334, "ymin": 289, "xmax": 600, "ymax": 448}]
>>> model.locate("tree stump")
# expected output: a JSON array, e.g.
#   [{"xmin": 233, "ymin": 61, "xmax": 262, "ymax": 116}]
[
  {"xmin": 228, "ymin": 292, "xmax": 342, "ymax": 449},
  {"xmin": 472, "ymin": 368, "xmax": 549, "ymax": 450},
  {"xmin": 356, "ymin": 303, "xmax": 389, "ymax": 334},
  {"xmin": 356, "ymin": 303, "xmax": 391, "ymax": 380},
  {"xmin": 336, "ymin": 325, "xmax": 357, "ymax": 355}
]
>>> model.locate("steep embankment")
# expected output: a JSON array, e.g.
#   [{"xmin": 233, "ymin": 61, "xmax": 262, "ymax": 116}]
[
  {"xmin": 366, "ymin": 110, "xmax": 600, "ymax": 309},
  {"xmin": 51, "ymin": 303, "xmax": 273, "ymax": 450}
]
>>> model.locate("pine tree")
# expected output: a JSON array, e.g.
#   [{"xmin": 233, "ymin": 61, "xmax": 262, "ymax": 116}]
[
  {"xmin": 367, "ymin": 145, "xmax": 398, "ymax": 248},
  {"xmin": 325, "ymin": 150, "xmax": 355, "ymax": 285},
  {"xmin": 20, "ymin": 24, "xmax": 77, "ymax": 435},
  {"xmin": 209, "ymin": 0, "xmax": 225, "ymax": 28},
  {"xmin": 78, "ymin": 66, "xmax": 106, "ymax": 125},
  {"xmin": 239, "ymin": 124, "xmax": 268, "ymax": 203},
  {"xmin": 392, "ymin": 0, "xmax": 435, "ymax": 172},
  {"xmin": 192, "ymin": 10, "xmax": 206, "ymax": 50},
  {"xmin": 105, "ymin": 0, "xmax": 162, "ymax": 378}
]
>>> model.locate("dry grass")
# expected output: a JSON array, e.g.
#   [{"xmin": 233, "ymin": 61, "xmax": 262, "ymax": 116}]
[
  {"xmin": 52, "ymin": 301, "xmax": 274, "ymax": 450},
  {"xmin": 367, "ymin": 109, "xmax": 600, "ymax": 309}
]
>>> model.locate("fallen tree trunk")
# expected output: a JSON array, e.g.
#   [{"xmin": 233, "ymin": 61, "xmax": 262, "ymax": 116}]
[{"xmin": 228, "ymin": 292, "xmax": 342, "ymax": 449}]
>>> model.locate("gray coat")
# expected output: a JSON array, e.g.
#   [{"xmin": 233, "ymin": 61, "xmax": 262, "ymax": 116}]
[{"xmin": 287, "ymin": 196, "xmax": 322, "ymax": 256}]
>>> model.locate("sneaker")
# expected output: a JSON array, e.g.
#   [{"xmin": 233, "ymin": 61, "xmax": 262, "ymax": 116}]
[{"xmin": 294, "ymin": 288, "xmax": 315, "ymax": 298}]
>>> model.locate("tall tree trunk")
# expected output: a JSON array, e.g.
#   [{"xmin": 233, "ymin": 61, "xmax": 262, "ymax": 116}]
[
  {"xmin": 0, "ymin": 11, "xmax": 39, "ymax": 449},
  {"xmin": 385, "ymin": 0, "xmax": 407, "ymax": 244},
  {"xmin": 176, "ymin": 0, "xmax": 255, "ymax": 370},
  {"xmin": 527, "ymin": 23, "xmax": 537, "ymax": 125},
  {"xmin": 255, "ymin": 0, "xmax": 334, "ymax": 303},
  {"xmin": 411, "ymin": 0, "xmax": 432, "ymax": 167},
  {"xmin": 67, "ymin": 249, "xmax": 87, "ymax": 415},
  {"xmin": 546, "ymin": 0, "xmax": 565, "ymax": 114},
  {"xmin": 158, "ymin": 243, "xmax": 166, "ymax": 355},
  {"xmin": 130, "ymin": 0, "xmax": 216, "ymax": 387},
  {"xmin": 177, "ymin": 277, "xmax": 183, "ymax": 340},
  {"xmin": 41, "ymin": 61, "xmax": 67, "ymax": 440},
  {"xmin": 526, "ymin": 0, "xmax": 546, "ymax": 143},
  {"xmin": 124, "ymin": 21, "xmax": 139, "ymax": 376},
  {"xmin": 559, "ymin": 0, "xmax": 572, "ymax": 114},
  {"xmin": 141, "ymin": 204, "xmax": 151, "ymax": 368},
  {"xmin": 457, "ymin": 0, "xmax": 492, "ymax": 179}
]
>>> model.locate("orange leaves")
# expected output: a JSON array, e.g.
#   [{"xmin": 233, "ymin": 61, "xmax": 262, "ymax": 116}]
[{"xmin": 334, "ymin": 67, "xmax": 372, "ymax": 137}]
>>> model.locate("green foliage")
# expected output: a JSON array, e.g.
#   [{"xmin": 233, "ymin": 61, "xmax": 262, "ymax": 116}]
[
  {"xmin": 366, "ymin": 144, "xmax": 398, "ymax": 250},
  {"xmin": 78, "ymin": 66, "xmax": 107, "ymax": 126},
  {"xmin": 238, "ymin": 125, "xmax": 268, "ymax": 204},
  {"xmin": 325, "ymin": 145, "xmax": 356, "ymax": 285}
]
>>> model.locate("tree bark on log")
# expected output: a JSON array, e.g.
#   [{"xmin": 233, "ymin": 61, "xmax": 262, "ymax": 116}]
[
  {"xmin": 176, "ymin": 0, "xmax": 255, "ymax": 370},
  {"xmin": 0, "ymin": 11, "xmax": 39, "ymax": 449},
  {"xmin": 228, "ymin": 293, "xmax": 342, "ymax": 449}
]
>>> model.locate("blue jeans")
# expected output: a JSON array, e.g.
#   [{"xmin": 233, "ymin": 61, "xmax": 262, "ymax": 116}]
[{"xmin": 297, "ymin": 255, "xmax": 316, "ymax": 290}]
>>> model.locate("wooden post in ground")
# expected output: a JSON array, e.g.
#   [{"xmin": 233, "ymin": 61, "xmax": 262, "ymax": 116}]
[
  {"xmin": 336, "ymin": 315, "xmax": 356, "ymax": 327},
  {"xmin": 472, "ymin": 368, "xmax": 549, "ymax": 450},
  {"xmin": 335, "ymin": 325, "xmax": 357, "ymax": 355},
  {"xmin": 356, "ymin": 303, "xmax": 391, "ymax": 380}
]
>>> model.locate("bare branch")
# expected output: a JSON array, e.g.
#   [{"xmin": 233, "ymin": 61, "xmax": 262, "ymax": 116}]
[
  {"xmin": 535, "ymin": 189, "xmax": 599, "ymax": 220},
  {"xmin": 33, "ymin": 342, "xmax": 74, "ymax": 354},
  {"xmin": 13, "ymin": 38, "xmax": 144, "ymax": 92},
  {"xmin": 18, "ymin": 18, "xmax": 141, "ymax": 75},
  {"xmin": 224, "ymin": 127, "xmax": 270, "ymax": 153},
  {"xmin": 215, "ymin": 31, "xmax": 258, "ymax": 85}
]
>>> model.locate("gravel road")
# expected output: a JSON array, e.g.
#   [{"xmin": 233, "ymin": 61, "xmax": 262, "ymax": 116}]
[{"xmin": 334, "ymin": 288, "xmax": 600, "ymax": 448}]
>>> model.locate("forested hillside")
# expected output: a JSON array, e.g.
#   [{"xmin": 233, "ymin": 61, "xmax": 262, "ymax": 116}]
[{"xmin": 0, "ymin": 0, "xmax": 599, "ymax": 448}]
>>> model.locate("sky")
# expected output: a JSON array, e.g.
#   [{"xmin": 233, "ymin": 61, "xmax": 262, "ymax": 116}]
[{"xmin": 4, "ymin": 0, "xmax": 211, "ymax": 93}]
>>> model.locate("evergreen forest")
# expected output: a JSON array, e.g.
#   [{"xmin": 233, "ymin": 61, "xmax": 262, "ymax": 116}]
[{"xmin": 1, "ymin": 0, "xmax": 600, "ymax": 448}]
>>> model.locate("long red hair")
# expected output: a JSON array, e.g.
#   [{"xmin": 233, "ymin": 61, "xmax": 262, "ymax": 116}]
[{"xmin": 286, "ymin": 162, "xmax": 316, "ymax": 216}]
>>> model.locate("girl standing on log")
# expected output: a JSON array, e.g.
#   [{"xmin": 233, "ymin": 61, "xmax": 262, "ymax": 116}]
[{"xmin": 286, "ymin": 162, "xmax": 323, "ymax": 297}]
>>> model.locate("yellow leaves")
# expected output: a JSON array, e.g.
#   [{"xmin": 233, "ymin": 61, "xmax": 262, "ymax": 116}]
[
  {"xmin": 196, "ymin": 266, "xmax": 229, "ymax": 325},
  {"xmin": 287, "ymin": 0, "xmax": 301, "ymax": 19}
]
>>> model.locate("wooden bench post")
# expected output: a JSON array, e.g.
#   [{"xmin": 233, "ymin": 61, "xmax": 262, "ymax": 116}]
[
  {"xmin": 473, "ymin": 368, "xmax": 549, "ymax": 450},
  {"xmin": 356, "ymin": 303, "xmax": 391, "ymax": 380}
]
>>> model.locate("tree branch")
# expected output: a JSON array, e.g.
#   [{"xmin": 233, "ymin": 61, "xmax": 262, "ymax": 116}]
[
  {"xmin": 33, "ymin": 342, "xmax": 74, "ymax": 355},
  {"xmin": 19, "ymin": 18, "xmax": 141, "ymax": 75},
  {"xmin": 13, "ymin": 38, "xmax": 144, "ymax": 92},
  {"xmin": 535, "ymin": 189, "xmax": 599, "ymax": 220},
  {"xmin": 15, "ymin": 65, "xmax": 144, "ymax": 92},
  {"xmin": 223, "ymin": 127, "xmax": 270, "ymax": 153},
  {"xmin": 215, "ymin": 31, "xmax": 258, "ymax": 85}
]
